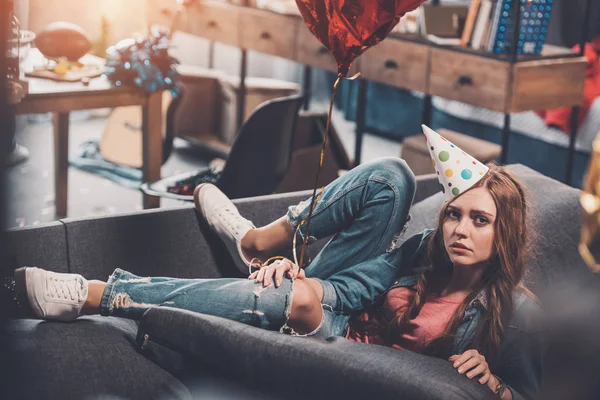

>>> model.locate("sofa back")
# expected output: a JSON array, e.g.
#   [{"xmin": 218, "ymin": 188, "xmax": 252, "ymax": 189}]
[
  {"xmin": 5, "ymin": 221, "xmax": 69, "ymax": 274},
  {"xmin": 6, "ymin": 165, "xmax": 590, "ymax": 294},
  {"xmin": 4, "ymin": 191, "xmax": 315, "ymax": 280}
]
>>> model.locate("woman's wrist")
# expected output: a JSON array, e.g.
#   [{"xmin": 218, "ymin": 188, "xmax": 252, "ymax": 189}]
[{"xmin": 492, "ymin": 375, "xmax": 508, "ymax": 398}]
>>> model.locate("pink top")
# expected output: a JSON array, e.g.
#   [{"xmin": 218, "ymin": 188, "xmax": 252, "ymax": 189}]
[{"xmin": 346, "ymin": 286, "xmax": 467, "ymax": 352}]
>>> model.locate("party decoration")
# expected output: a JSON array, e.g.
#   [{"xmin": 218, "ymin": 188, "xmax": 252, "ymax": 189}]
[
  {"xmin": 422, "ymin": 125, "xmax": 489, "ymax": 202},
  {"xmin": 35, "ymin": 21, "xmax": 91, "ymax": 61},
  {"xmin": 105, "ymin": 30, "xmax": 180, "ymax": 95},
  {"xmin": 295, "ymin": 0, "xmax": 425, "ymax": 77}
]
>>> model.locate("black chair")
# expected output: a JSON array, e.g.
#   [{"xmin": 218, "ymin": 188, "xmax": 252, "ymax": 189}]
[{"xmin": 141, "ymin": 93, "xmax": 304, "ymax": 200}]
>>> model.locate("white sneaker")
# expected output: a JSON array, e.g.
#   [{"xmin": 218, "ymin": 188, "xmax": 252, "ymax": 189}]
[
  {"xmin": 14, "ymin": 267, "xmax": 88, "ymax": 321},
  {"xmin": 195, "ymin": 183, "xmax": 255, "ymax": 274}
]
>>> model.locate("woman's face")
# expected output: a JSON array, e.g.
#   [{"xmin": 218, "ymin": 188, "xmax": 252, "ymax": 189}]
[{"xmin": 442, "ymin": 187, "xmax": 497, "ymax": 267}]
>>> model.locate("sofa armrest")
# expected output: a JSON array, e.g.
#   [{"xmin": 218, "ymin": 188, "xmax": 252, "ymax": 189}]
[{"xmin": 137, "ymin": 307, "xmax": 494, "ymax": 400}]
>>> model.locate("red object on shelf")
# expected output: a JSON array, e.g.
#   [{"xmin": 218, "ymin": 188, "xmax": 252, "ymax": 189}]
[
  {"xmin": 537, "ymin": 40, "xmax": 600, "ymax": 135},
  {"xmin": 294, "ymin": 0, "xmax": 425, "ymax": 77}
]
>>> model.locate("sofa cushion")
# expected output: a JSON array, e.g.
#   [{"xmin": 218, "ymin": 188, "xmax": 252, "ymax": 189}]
[
  {"xmin": 401, "ymin": 164, "xmax": 590, "ymax": 294},
  {"xmin": 6, "ymin": 316, "xmax": 190, "ymax": 399},
  {"xmin": 138, "ymin": 307, "xmax": 495, "ymax": 400},
  {"xmin": 5, "ymin": 222, "xmax": 69, "ymax": 273}
]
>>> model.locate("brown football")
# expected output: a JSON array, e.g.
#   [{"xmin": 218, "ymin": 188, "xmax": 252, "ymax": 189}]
[{"xmin": 35, "ymin": 21, "xmax": 91, "ymax": 61}]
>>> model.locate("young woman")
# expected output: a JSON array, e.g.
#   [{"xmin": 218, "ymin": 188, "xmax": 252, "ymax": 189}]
[{"xmin": 9, "ymin": 151, "xmax": 541, "ymax": 399}]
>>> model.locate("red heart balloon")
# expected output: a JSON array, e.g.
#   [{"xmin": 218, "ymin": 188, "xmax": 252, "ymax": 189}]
[{"xmin": 295, "ymin": 0, "xmax": 425, "ymax": 77}]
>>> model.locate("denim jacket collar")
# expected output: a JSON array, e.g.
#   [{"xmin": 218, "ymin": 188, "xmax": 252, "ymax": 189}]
[
  {"xmin": 472, "ymin": 288, "xmax": 488, "ymax": 311},
  {"xmin": 392, "ymin": 274, "xmax": 489, "ymax": 311}
]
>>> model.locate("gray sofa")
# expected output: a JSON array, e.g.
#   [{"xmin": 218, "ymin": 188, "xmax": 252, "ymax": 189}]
[{"xmin": 4, "ymin": 164, "xmax": 600, "ymax": 399}]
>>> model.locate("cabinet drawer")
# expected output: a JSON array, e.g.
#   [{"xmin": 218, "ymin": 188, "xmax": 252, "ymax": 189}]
[
  {"xmin": 360, "ymin": 39, "xmax": 429, "ymax": 93},
  {"xmin": 147, "ymin": 0, "xmax": 178, "ymax": 29},
  {"xmin": 240, "ymin": 9, "xmax": 298, "ymax": 59},
  {"xmin": 510, "ymin": 57, "xmax": 586, "ymax": 112},
  {"xmin": 295, "ymin": 24, "xmax": 359, "ymax": 75},
  {"xmin": 182, "ymin": 2, "xmax": 240, "ymax": 47},
  {"xmin": 429, "ymin": 48, "xmax": 510, "ymax": 112},
  {"xmin": 147, "ymin": 0, "xmax": 240, "ymax": 47}
]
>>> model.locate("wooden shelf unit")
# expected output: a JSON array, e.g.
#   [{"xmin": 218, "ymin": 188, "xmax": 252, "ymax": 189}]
[{"xmin": 148, "ymin": 0, "xmax": 588, "ymax": 182}]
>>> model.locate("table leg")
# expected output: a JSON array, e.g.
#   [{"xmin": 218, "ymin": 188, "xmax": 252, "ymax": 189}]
[
  {"xmin": 422, "ymin": 94, "xmax": 433, "ymax": 127},
  {"xmin": 565, "ymin": 106, "xmax": 580, "ymax": 185},
  {"xmin": 142, "ymin": 92, "xmax": 162, "ymax": 209},
  {"xmin": 302, "ymin": 65, "xmax": 312, "ymax": 111},
  {"xmin": 53, "ymin": 112, "xmax": 69, "ymax": 218},
  {"xmin": 237, "ymin": 49, "xmax": 248, "ymax": 131},
  {"xmin": 500, "ymin": 114, "xmax": 511, "ymax": 164}
]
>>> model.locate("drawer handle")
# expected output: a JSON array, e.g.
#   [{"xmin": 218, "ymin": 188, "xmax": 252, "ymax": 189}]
[
  {"xmin": 384, "ymin": 59, "xmax": 398, "ymax": 69},
  {"xmin": 207, "ymin": 20, "xmax": 218, "ymax": 28},
  {"xmin": 317, "ymin": 47, "xmax": 330, "ymax": 55},
  {"xmin": 456, "ymin": 75, "xmax": 474, "ymax": 86},
  {"xmin": 260, "ymin": 31, "xmax": 272, "ymax": 40}
]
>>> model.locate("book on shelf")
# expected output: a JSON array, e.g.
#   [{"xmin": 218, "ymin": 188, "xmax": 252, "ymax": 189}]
[
  {"xmin": 471, "ymin": 0, "xmax": 493, "ymax": 50},
  {"xmin": 461, "ymin": 0, "xmax": 481, "ymax": 47},
  {"xmin": 486, "ymin": 0, "xmax": 503, "ymax": 50},
  {"xmin": 490, "ymin": 0, "xmax": 554, "ymax": 55},
  {"xmin": 462, "ymin": 0, "xmax": 554, "ymax": 54},
  {"xmin": 426, "ymin": 34, "xmax": 462, "ymax": 46}
]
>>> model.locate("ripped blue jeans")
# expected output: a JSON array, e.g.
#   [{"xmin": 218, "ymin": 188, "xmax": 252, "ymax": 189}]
[{"xmin": 99, "ymin": 157, "xmax": 416, "ymax": 338}]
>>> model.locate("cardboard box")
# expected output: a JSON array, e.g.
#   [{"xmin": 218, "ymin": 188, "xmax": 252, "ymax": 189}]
[
  {"xmin": 174, "ymin": 64, "xmax": 225, "ymax": 142},
  {"xmin": 218, "ymin": 75, "xmax": 300, "ymax": 145},
  {"xmin": 401, "ymin": 128, "xmax": 501, "ymax": 176}
]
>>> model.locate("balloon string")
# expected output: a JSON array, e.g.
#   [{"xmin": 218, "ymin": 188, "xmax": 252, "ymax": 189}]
[
  {"xmin": 296, "ymin": 75, "xmax": 342, "ymax": 268},
  {"xmin": 250, "ymin": 72, "xmax": 361, "ymax": 271},
  {"xmin": 292, "ymin": 188, "xmax": 324, "ymax": 266}
]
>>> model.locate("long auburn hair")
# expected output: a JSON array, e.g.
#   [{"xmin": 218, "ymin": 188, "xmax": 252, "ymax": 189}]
[{"xmin": 389, "ymin": 165, "xmax": 537, "ymax": 364}]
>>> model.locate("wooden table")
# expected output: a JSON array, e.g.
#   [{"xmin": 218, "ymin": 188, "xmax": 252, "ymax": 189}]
[{"xmin": 13, "ymin": 50, "xmax": 163, "ymax": 217}]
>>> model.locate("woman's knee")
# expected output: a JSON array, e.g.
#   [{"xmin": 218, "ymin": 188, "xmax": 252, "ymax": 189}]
[
  {"xmin": 364, "ymin": 158, "xmax": 416, "ymax": 204},
  {"xmin": 287, "ymin": 279, "xmax": 322, "ymax": 333}
]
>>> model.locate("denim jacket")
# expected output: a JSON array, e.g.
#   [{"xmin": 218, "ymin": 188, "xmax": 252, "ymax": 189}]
[{"xmin": 386, "ymin": 230, "xmax": 543, "ymax": 400}]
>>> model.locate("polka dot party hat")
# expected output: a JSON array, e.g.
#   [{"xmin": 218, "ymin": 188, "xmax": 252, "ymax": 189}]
[{"xmin": 422, "ymin": 125, "xmax": 489, "ymax": 201}]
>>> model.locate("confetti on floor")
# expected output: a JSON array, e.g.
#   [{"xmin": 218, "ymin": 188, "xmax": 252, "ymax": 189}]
[{"xmin": 41, "ymin": 207, "xmax": 54, "ymax": 216}]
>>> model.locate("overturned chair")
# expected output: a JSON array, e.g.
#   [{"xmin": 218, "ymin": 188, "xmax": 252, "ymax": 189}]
[{"xmin": 141, "ymin": 94, "xmax": 304, "ymax": 200}]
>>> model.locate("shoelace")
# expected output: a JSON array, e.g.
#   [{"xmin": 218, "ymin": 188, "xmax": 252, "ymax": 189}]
[
  {"xmin": 48, "ymin": 276, "xmax": 84, "ymax": 302},
  {"xmin": 222, "ymin": 207, "xmax": 246, "ymax": 234}
]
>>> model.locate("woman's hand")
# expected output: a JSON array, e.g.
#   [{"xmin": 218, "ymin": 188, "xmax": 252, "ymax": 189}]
[
  {"xmin": 248, "ymin": 258, "xmax": 305, "ymax": 288},
  {"xmin": 449, "ymin": 349, "xmax": 498, "ymax": 393}
]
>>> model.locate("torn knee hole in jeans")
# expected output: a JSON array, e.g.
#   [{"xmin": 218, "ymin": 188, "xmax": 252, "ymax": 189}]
[
  {"xmin": 242, "ymin": 310, "xmax": 265, "ymax": 316},
  {"xmin": 280, "ymin": 314, "xmax": 324, "ymax": 337},
  {"xmin": 289, "ymin": 199, "xmax": 311, "ymax": 218},
  {"xmin": 118, "ymin": 277, "xmax": 152, "ymax": 283},
  {"xmin": 112, "ymin": 293, "xmax": 160, "ymax": 309},
  {"xmin": 279, "ymin": 283, "xmax": 324, "ymax": 337},
  {"xmin": 253, "ymin": 285, "xmax": 269, "ymax": 298}
]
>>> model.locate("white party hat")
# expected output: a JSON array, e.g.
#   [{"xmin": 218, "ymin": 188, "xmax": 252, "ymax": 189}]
[{"xmin": 422, "ymin": 125, "xmax": 489, "ymax": 201}]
